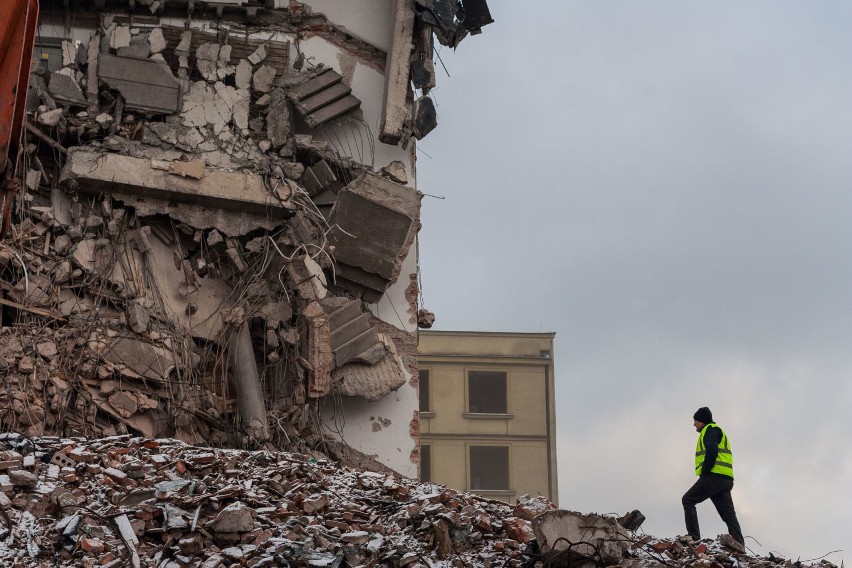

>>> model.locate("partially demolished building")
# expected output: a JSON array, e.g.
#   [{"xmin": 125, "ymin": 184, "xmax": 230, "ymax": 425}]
[{"xmin": 0, "ymin": 0, "xmax": 492, "ymax": 478}]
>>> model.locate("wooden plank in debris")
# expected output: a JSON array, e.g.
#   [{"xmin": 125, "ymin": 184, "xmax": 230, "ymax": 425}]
[
  {"xmin": 304, "ymin": 94, "xmax": 361, "ymax": 127},
  {"xmin": 289, "ymin": 68, "xmax": 341, "ymax": 102},
  {"xmin": 0, "ymin": 297, "xmax": 63, "ymax": 320},
  {"xmin": 296, "ymin": 81, "xmax": 351, "ymax": 115},
  {"xmin": 160, "ymin": 27, "xmax": 289, "ymax": 80}
]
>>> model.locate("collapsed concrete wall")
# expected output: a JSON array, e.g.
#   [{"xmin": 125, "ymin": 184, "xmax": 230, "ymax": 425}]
[{"xmin": 0, "ymin": 0, "xmax": 491, "ymax": 477}]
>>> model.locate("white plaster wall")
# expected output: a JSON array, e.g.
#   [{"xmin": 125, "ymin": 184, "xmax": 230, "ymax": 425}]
[
  {"xmin": 370, "ymin": 246, "xmax": 418, "ymax": 333},
  {"xmin": 329, "ymin": 379, "xmax": 418, "ymax": 478},
  {"xmin": 278, "ymin": 0, "xmax": 394, "ymax": 51},
  {"xmin": 301, "ymin": 34, "xmax": 419, "ymax": 477}
]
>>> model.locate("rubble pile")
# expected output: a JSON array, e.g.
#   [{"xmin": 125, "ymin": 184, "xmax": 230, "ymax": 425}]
[
  {"xmin": 0, "ymin": 433, "xmax": 839, "ymax": 568},
  {"xmin": 0, "ymin": 433, "xmax": 548, "ymax": 567},
  {"xmin": 1, "ymin": 1, "xmax": 438, "ymax": 459}
]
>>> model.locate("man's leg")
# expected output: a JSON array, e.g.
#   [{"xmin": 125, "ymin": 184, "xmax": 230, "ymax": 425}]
[
  {"xmin": 709, "ymin": 480, "xmax": 744, "ymax": 545},
  {"xmin": 682, "ymin": 476, "xmax": 716, "ymax": 540}
]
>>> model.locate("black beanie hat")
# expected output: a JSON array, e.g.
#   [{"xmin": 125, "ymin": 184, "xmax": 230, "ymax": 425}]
[{"xmin": 693, "ymin": 407, "xmax": 713, "ymax": 424}]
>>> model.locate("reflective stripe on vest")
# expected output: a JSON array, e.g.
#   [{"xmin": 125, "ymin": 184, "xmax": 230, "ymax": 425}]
[{"xmin": 694, "ymin": 424, "xmax": 734, "ymax": 478}]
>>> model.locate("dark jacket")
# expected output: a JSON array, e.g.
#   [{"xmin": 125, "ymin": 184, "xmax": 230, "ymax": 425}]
[{"xmin": 700, "ymin": 423, "xmax": 728, "ymax": 478}]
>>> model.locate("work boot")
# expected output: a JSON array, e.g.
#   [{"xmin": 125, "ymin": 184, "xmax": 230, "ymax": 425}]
[{"xmin": 720, "ymin": 534, "xmax": 745, "ymax": 554}]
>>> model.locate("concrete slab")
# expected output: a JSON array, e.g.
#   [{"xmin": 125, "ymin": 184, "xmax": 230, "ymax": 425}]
[
  {"xmin": 98, "ymin": 55, "xmax": 180, "ymax": 114},
  {"xmin": 328, "ymin": 171, "xmax": 421, "ymax": 284},
  {"xmin": 60, "ymin": 150, "xmax": 290, "ymax": 217},
  {"xmin": 48, "ymin": 73, "xmax": 87, "ymax": 107}
]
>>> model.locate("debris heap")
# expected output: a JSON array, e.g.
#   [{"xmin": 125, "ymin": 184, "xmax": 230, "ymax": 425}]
[
  {"xmin": 0, "ymin": 0, "xmax": 484, "ymax": 466},
  {"xmin": 0, "ymin": 433, "xmax": 840, "ymax": 568}
]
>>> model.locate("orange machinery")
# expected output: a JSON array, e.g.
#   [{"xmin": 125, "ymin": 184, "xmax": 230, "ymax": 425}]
[{"xmin": 0, "ymin": 0, "xmax": 39, "ymax": 236}]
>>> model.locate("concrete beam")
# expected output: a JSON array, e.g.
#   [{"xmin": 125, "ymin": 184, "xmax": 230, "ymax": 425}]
[
  {"xmin": 379, "ymin": 0, "xmax": 415, "ymax": 145},
  {"xmin": 60, "ymin": 150, "xmax": 291, "ymax": 216}
]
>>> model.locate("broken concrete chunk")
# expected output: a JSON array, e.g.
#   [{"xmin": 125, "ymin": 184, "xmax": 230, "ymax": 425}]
[
  {"xmin": 98, "ymin": 54, "xmax": 180, "ymax": 114},
  {"xmin": 332, "ymin": 336, "xmax": 404, "ymax": 401},
  {"xmin": 258, "ymin": 301, "xmax": 292, "ymax": 328},
  {"xmin": 95, "ymin": 113, "xmax": 114, "ymax": 126},
  {"xmin": 196, "ymin": 43, "xmax": 220, "ymax": 82},
  {"xmin": 252, "ymin": 65, "xmax": 276, "ymax": 93},
  {"xmin": 176, "ymin": 31, "xmax": 192, "ymax": 53},
  {"xmin": 217, "ymin": 64, "xmax": 235, "ymax": 81},
  {"xmin": 255, "ymin": 93, "xmax": 271, "ymax": 107},
  {"xmin": 532, "ymin": 510, "xmax": 629, "ymax": 566},
  {"xmin": 108, "ymin": 391, "xmax": 138, "ymax": 418},
  {"xmin": 117, "ymin": 40, "xmax": 151, "ymax": 59},
  {"xmin": 94, "ymin": 334, "xmax": 176, "ymax": 381},
  {"xmin": 212, "ymin": 500, "xmax": 254, "ymax": 534},
  {"xmin": 169, "ymin": 160, "xmax": 205, "ymax": 179},
  {"xmin": 380, "ymin": 160, "xmax": 408, "ymax": 185},
  {"xmin": 327, "ymin": 171, "xmax": 422, "ymax": 299},
  {"xmin": 265, "ymin": 88, "xmax": 292, "ymax": 148},
  {"xmin": 206, "ymin": 229, "xmax": 223, "ymax": 247},
  {"xmin": 60, "ymin": 150, "xmax": 290, "ymax": 217},
  {"xmin": 8, "ymin": 469, "xmax": 38, "ymax": 489},
  {"xmin": 411, "ymin": 58, "xmax": 437, "ymax": 92},
  {"xmin": 110, "ymin": 25, "xmax": 131, "ymax": 49},
  {"xmin": 287, "ymin": 255, "xmax": 327, "ymax": 301},
  {"xmin": 61, "ymin": 40, "xmax": 76, "ymax": 67},
  {"xmin": 127, "ymin": 300, "xmax": 150, "ymax": 334},
  {"xmin": 36, "ymin": 341, "xmax": 58, "ymax": 359},
  {"xmin": 412, "ymin": 95, "xmax": 437, "ymax": 139},
  {"xmin": 149, "ymin": 27, "xmax": 166, "ymax": 54},
  {"xmin": 48, "ymin": 72, "xmax": 87, "ymax": 106},
  {"xmin": 25, "ymin": 170, "xmax": 41, "ymax": 191},
  {"xmin": 54, "ymin": 234, "xmax": 72, "ymax": 255},
  {"xmin": 235, "ymin": 59, "xmax": 252, "ymax": 90},
  {"xmin": 302, "ymin": 302, "xmax": 332, "ymax": 398},
  {"xmin": 38, "ymin": 108, "xmax": 64, "ymax": 127},
  {"xmin": 182, "ymin": 81, "xmax": 248, "ymax": 134},
  {"xmin": 247, "ymin": 44, "xmax": 267, "ymax": 65}
]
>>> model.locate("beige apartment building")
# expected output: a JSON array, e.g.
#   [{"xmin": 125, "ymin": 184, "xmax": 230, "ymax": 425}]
[{"xmin": 417, "ymin": 330, "xmax": 559, "ymax": 505}]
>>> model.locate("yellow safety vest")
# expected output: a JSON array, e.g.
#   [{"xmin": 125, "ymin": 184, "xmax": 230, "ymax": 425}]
[{"xmin": 695, "ymin": 424, "xmax": 733, "ymax": 478}]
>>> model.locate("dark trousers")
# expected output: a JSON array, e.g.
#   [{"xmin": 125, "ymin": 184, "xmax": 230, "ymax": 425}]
[{"xmin": 682, "ymin": 474, "xmax": 744, "ymax": 544}]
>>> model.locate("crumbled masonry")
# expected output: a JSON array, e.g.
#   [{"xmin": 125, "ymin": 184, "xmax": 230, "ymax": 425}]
[
  {"xmin": 1, "ymin": 0, "xmax": 488, "ymax": 464},
  {"xmin": 0, "ymin": 433, "xmax": 840, "ymax": 568}
]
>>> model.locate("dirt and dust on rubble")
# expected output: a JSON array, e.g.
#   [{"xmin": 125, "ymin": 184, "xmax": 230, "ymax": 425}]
[
  {"xmin": 0, "ymin": 0, "xmax": 462, "ymax": 471},
  {"xmin": 0, "ymin": 432, "xmax": 841, "ymax": 568}
]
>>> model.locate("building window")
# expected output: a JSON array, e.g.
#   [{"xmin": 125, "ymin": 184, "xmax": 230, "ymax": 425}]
[
  {"xmin": 467, "ymin": 370, "xmax": 507, "ymax": 413},
  {"xmin": 420, "ymin": 444, "xmax": 431, "ymax": 482},
  {"xmin": 470, "ymin": 446, "xmax": 509, "ymax": 490},
  {"xmin": 419, "ymin": 369, "xmax": 430, "ymax": 412}
]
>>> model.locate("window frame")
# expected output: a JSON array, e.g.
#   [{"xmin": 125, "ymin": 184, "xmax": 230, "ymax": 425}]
[
  {"xmin": 465, "ymin": 368, "xmax": 510, "ymax": 416},
  {"xmin": 468, "ymin": 444, "xmax": 511, "ymax": 492},
  {"xmin": 418, "ymin": 367, "xmax": 434, "ymax": 416},
  {"xmin": 420, "ymin": 444, "xmax": 432, "ymax": 483}
]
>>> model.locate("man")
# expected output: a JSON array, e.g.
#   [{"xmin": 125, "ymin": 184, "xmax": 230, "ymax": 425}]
[{"xmin": 682, "ymin": 406, "xmax": 745, "ymax": 547}]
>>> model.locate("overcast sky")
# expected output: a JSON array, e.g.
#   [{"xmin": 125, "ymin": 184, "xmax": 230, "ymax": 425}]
[{"xmin": 416, "ymin": 2, "xmax": 852, "ymax": 562}]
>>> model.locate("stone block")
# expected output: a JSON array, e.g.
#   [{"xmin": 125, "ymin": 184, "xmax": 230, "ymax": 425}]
[
  {"xmin": 212, "ymin": 502, "xmax": 254, "ymax": 534},
  {"xmin": 532, "ymin": 510, "xmax": 629, "ymax": 565}
]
